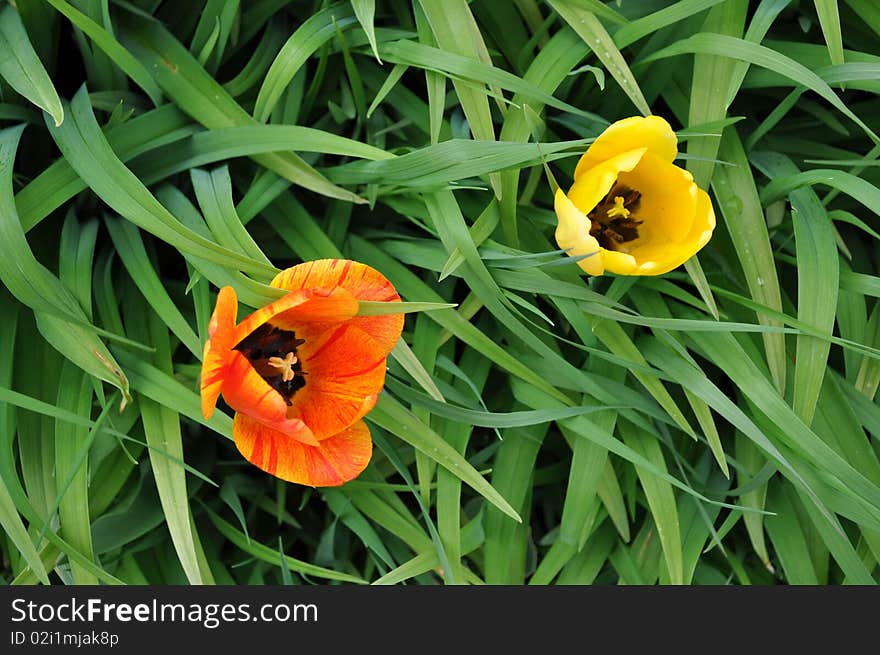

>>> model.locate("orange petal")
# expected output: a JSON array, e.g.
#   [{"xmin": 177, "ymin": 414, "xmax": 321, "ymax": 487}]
[
  {"xmin": 201, "ymin": 341, "xmax": 224, "ymax": 420},
  {"xmin": 574, "ymin": 115, "xmax": 678, "ymax": 179},
  {"xmin": 234, "ymin": 414, "xmax": 372, "ymax": 486},
  {"xmin": 209, "ymin": 286, "xmax": 238, "ymax": 339},
  {"xmin": 271, "ymin": 259, "xmax": 398, "ymax": 301},
  {"xmin": 289, "ymin": 322, "xmax": 390, "ymax": 439},
  {"xmin": 201, "ymin": 286, "xmax": 238, "ymax": 419},
  {"xmin": 272, "ymin": 259, "xmax": 403, "ymax": 356},
  {"xmin": 220, "ymin": 353, "xmax": 319, "ymax": 446},
  {"xmin": 232, "ymin": 287, "xmax": 358, "ymax": 345}
]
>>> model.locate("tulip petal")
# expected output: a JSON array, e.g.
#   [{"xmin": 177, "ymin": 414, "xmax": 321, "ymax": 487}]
[
  {"xmin": 554, "ymin": 115, "xmax": 714, "ymax": 278},
  {"xmin": 201, "ymin": 286, "xmax": 238, "ymax": 419},
  {"xmin": 618, "ymin": 151, "xmax": 698, "ymax": 244},
  {"xmin": 575, "ymin": 115, "xmax": 678, "ymax": 179},
  {"xmin": 630, "ymin": 188, "xmax": 717, "ymax": 276},
  {"xmin": 233, "ymin": 287, "xmax": 358, "ymax": 346},
  {"xmin": 272, "ymin": 259, "xmax": 403, "ymax": 355},
  {"xmin": 209, "ymin": 286, "xmax": 238, "ymax": 338},
  {"xmin": 234, "ymin": 414, "xmax": 372, "ymax": 486},
  {"xmin": 271, "ymin": 259, "xmax": 394, "ymax": 300},
  {"xmin": 601, "ymin": 250, "xmax": 638, "ymax": 275},
  {"xmin": 567, "ymin": 147, "xmax": 645, "ymax": 215},
  {"xmin": 220, "ymin": 353, "xmax": 320, "ymax": 444},
  {"xmin": 289, "ymin": 322, "xmax": 390, "ymax": 439},
  {"xmin": 554, "ymin": 189, "xmax": 604, "ymax": 276},
  {"xmin": 692, "ymin": 188, "xmax": 717, "ymax": 249}
]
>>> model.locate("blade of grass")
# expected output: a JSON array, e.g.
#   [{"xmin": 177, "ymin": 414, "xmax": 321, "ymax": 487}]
[
  {"xmin": 0, "ymin": 124, "xmax": 132, "ymax": 407},
  {"xmin": 368, "ymin": 394, "xmax": 521, "ymax": 522},
  {"xmin": 44, "ymin": 0, "xmax": 163, "ymax": 105},
  {"xmin": 117, "ymin": 10, "xmax": 366, "ymax": 204},
  {"xmin": 712, "ymin": 128, "xmax": 786, "ymax": 393},
  {"xmin": 640, "ymin": 33, "xmax": 879, "ymax": 145},
  {"xmin": 619, "ymin": 419, "xmax": 683, "ymax": 585},
  {"xmin": 53, "ymin": 362, "xmax": 99, "ymax": 584},
  {"xmin": 418, "ymin": 0, "xmax": 500, "ymax": 196},
  {"xmin": 0, "ymin": 5, "xmax": 64, "ymax": 125},
  {"xmin": 547, "ymin": 0, "xmax": 650, "ymax": 116},
  {"xmin": 253, "ymin": 2, "xmax": 357, "ymax": 121},
  {"xmin": 752, "ymin": 152, "xmax": 838, "ymax": 426}
]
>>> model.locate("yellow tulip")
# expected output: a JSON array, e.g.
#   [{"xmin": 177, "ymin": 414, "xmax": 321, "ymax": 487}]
[{"xmin": 554, "ymin": 116, "xmax": 716, "ymax": 276}]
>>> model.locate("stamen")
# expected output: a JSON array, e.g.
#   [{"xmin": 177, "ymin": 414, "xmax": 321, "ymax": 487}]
[
  {"xmin": 606, "ymin": 196, "xmax": 631, "ymax": 219},
  {"xmin": 588, "ymin": 186, "xmax": 643, "ymax": 250},
  {"xmin": 268, "ymin": 352, "xmax": 298, "ymax": 382}
]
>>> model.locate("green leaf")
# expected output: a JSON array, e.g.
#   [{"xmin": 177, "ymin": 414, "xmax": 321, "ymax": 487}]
[
  {"xmin": 351, "ymin": 0, "xmax": 381, "ymax": 62},
  {"xmin": 765, "ymin": 481, "xmax": 820, "ymax": 583},
  {"xmin": 547, "ymin": 0, "xmax": 651, "ymax": 116},
  {"xmin": 640, "ymin": 33, "xmax": 880, "ymax": 145},
  {"xmin": 387, "ymin": 377, "xmax": 619, "ymax": 428},
  {"xmin": 254, "ymin": 3, "xmax": 357, "ymax": 121},
  {"xmin": 357, "ymin": 300, "xmax": 456, "ymax": 316},
  {"xmin": 752, "ymin": 152, "xmax": 838, "ymax": 426},
  {"xmin": 104, "ymin": 218, "xmax": 202, "ymax": 358},
  {"xmin": 325, "ymin": 137, "xmax": 587, "ymax": 187},
  {"xmin": 418, "ymin": 0, "xmax": 500, "ymax": 196},
  {"xmin": 190, "ymin": 166, "xmax": 273, "ymax": 269},
  {"xmin": 0, "ymin": 125, "xmax": 132, "ymax": 407},
  {"xmin": 686, "ymin": 0, "xmax": 747, "ymax": 188},
  {"xmin": 44, "ymin": 0, "xmax": 163, "ymax": 106},
  {"xmin": 619, "ymin": 420, "xmax": 683, "ymax": 585},
  {"xmin": 53, "ymin": 362, "xmax": 99, "ymax": 584},
  {"xmin": 613, "ymin": 0, "xmax": 727, "ymax": 48},
  {"xmin": 48, "ymin": 87, "xmax": 276, "ymax": 278},
  {"xmin": 378, "ymin": 39, "xmax": 591, "ymax": 119},
  {"xmin": 0, "ymin": 5, "xmax": 64, "ymax": 126},
  {"xmin": 117, "ymin": 10, "xmax": 367, "ymax": 204},
  {"xmin": 124, "ymin": 298, "xmax": 214, "ymax": 585},
  {"xmin": 368, "ymin": 394, "xmax": 521, "ymax": 523},
  {"xmin": 712, "ymin": 128, "xmax": 785, "ymax": 393},
  {"xmin": 813, "ymin": 0, "xmax": 845, "ymax": 68},
  {"xmin": 203, "ymin": 504, "xmax": 367, "ymax": 583},
  {"xmin": 0, "ymin": 474, "xmax": 49, "ymax": 584}
]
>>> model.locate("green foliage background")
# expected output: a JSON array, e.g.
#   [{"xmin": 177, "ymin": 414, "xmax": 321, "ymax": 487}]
[{"xmin": 1, "ymin": 0, "xmax": 880, "ymax": 585}]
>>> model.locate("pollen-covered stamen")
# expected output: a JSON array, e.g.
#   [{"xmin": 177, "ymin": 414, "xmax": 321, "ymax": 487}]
[
  {"xmin": 267, "ymin": 352, "xmax": 298, "ymax": 382},
  {"xmin": 233, "ymin": 323, "xmax": 307, "ymax": 405},
  {"xmin": 588, "ymin": 185, "xmax": 643, "ymax": 250},
  {"xmin": 606, "ymin": 196, "xmax": 631, "ymax": 219}
]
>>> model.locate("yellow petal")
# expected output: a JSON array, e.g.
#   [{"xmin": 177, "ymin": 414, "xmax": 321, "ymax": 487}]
[
  {"xmin": 617, "ymin": 151, "xmax": 698, "ymax": 243},
  {"xmin": 575, "ymin": 116, "xmax": 678, "ymax": 180},
  {"xmin": 567, "ymin": 147, "xmax": 646, "ymax": 214},
  {"xmin": 601, "ymin": 250, "xmax": 637, "ymax": 275},
  {"xmin": 554, "ymin": 188, "xmax": 604, "ymax": 276},
  {"xmin": 631, "ymin": 187, "xmax": 716, "ymax": 276},
  {"xmin": 692, "ymin": 187, "xmax": 717, "ymax": 249}
]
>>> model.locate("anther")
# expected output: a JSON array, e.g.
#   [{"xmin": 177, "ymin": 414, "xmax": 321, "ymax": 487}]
[
  {"xmin": 267, "ymin": 352, "xmax": 298, "ymax": 382},
  {"xmin": 606, "ymin": 196, "xmax": 631, "ymax": 219}
]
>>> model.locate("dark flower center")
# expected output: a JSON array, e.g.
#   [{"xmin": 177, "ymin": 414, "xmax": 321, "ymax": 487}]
[
  {"xmin": 233, "ymin": 323, "xmax": 306, "ymax": 405},
  {"xmin": 588, "ymin": 185, "xmax": 643, "ymax": 250}
]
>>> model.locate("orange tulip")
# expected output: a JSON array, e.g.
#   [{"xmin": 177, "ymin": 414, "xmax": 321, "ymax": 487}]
[{"xmin": 201, "ymin": 259, "xmax": 404, "ymax": 487}]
